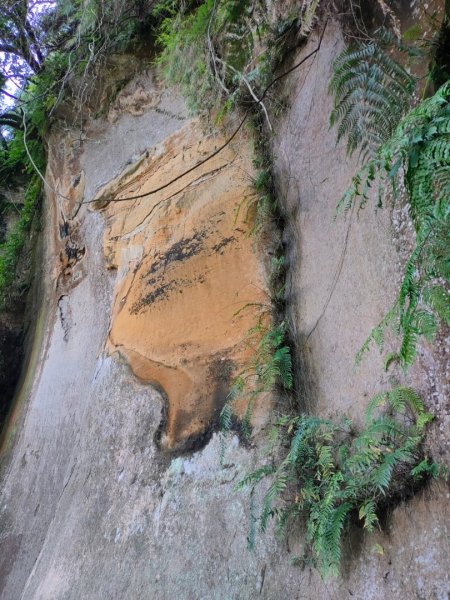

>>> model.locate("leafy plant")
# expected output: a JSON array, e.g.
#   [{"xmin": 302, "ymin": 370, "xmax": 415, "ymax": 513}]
[
  {"xmin": 0, "ymin": 175, "xmax": 41, "ymax": 310},
  {"xmin": 219, "ymin": 319, "xmax": 292, "ymax": 463},
  {"xmin": 154, "ymin": 0, "xmax": 258, "ymax": 114},
  {"xmin": 329, "ymin": 37, "xmax": 415, "ymax": 156},
  {"xmin": 341, "ymin": 81, "xmax": 450, "ymax": 369},
  {"xmin": 238, "ymin": 387, "xmax": 438, "ymax": 578},
  {"xmin": 153, "ymin": 0, "xmax": 308, "ymax": 119}
]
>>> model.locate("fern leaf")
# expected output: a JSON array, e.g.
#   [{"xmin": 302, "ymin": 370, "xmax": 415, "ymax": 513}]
[
  {"xmin": 383, "ymin": 351, "xmax": 399, "ymax": 371},
  {"xmin": 387, "ymin": 386, "xmax": 424, "ymax": 416},
  {"xmin": 260, "ymin": 471, "xmax": 288, "ymax": 532},
  {"xmin": 422, "ymin": 285, "xmax": 450, "ymax": 325},
  {"xmin": 330, "ymin": 39, "xmax": 415, "ymax": 156},
  {"xmin": 236, "ymin": 465, "xmax": 275, "ymax": 491},
  {"xmin": 411, "ymin": 459, "xmax": 440, "ymax": 479},
  {"xmin": 359, "ymin": 499, "xmax": 378, "ymax": 532},
  {"xmin": 321, "ymin": 502, "xmax": 352, "ymax": 576},
  {"xmin": 220, "ymin": 400, "xmax": 233, "ymax": 434}
]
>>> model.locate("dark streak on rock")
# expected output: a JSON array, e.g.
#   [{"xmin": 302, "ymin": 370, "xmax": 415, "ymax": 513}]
[
  {"xmin": 154, "ymin": 357, "xmax": 236, "ymax": 456},
  {"xmin": 131, "ymin": 274, "xmax": 205, "ymax": 314},
  {"xmin": 130, "ymin": 280, "xmax": 177, "ymax": 314},
  {"xmin": 212, "ymin": 236, "xmax": 236, "ymax": 254},
  {"xmin": 72, "ymin": 174, "xmax": 81, "ymax": 188},
  {"xmin": 145, "ymin": 229, "xmax": 208, "ymax": 277}
]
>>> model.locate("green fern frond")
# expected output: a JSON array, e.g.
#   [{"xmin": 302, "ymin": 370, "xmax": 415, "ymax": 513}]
[
  {"xmin": 330, "ymin": 40, "xmax": 415, "ymax": 155},
  {"xmin": 410, "ymin": 459, "xmax": 441, "ymax": 479},
  {"xmin": 422, "ymin": 285, "xmax": 450, "ymax": 325},
  {"xmin": 317, "ymin": 443, "xmax": 335, "ymax": 479},
  {"xmin": 355, "ymin": 305, "xmax": 398, "ymax": 366},
  {"xmin": 359, "ymin": 499, "xmax": 378, "ymax": 531},
  {"xmin": 239, "ymin": 382, "xmax": 435, "ymax": 579},
  {"xmin": 236, "ymin": 465, "xmax": 275, "ymax": 491},
  {"xmin": 220, "ymin": 400, "xmax": 233, "ymax": 434},
  {"xmin": 398, "ymin": 326, "xmax": 418, "ymax": 368},
  {"xmin": 383, "ymin": 351, "xmax": 399, "ymax": 371},
  {"xmin": 412, "ymin": 309, "xmax": 438, "ymax": 341},
  {"xmin": 387, "ymin": 386, "xmax": 424, "ymax": 416},
  {"xmin": 273, "ymin": 346, "xmax": 293, "ymax": 389},
  {"xmin": 371, "ymin": 452, "xmax": 400, "ymax": 493},
  {"xmin": 260, "ymin": 471, "xmax": 289, "ymax": 532},
  {"xmin": 319, "ymin": 502, "xmax": 352, "ymax": 577},
  {"xmin": 342, "ymin": 81, "xmax": 450, "ymax": 370}
]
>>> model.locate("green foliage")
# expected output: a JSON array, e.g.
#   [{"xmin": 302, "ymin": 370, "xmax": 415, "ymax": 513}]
[
  {"xmin": 238, "ymin": 387, "xmax": 437, "ymax": 578},
  {"xmin": 153, "ymin": 0, "xmax": 310, "ymax": 118},
  {"xmin": 330, "ymin": 38, "xmax": 416, "ymax": 156},
  {"xmin": 245, "ymin": 320, "xmax": 293, "ymax": 393},
  {"xmin": 154, "ymin": 0, "xmax": 260, "ymax": 114},
  {"xmin": 341, "ymin": 82, "xmax": 450, "ymax": 369},
  {"xmin": 219, "ymin": 318, "xmax": 292, "ymax": 463},
  {"xmin": 0, "ymin": 88, "xmax": 45, "ymax": 312},
  {"xmin": 0, "ymin": 175, "xmax": 41, "ymax": 309},
  {"xmin": 241, "ymin": 164, "xmax": 279, "ymax": 237}
]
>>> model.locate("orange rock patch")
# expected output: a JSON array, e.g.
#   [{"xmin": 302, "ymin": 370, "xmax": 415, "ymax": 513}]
[{"xmin": 96, "ymin": 121, "xmax": 268, "ymax": 452}]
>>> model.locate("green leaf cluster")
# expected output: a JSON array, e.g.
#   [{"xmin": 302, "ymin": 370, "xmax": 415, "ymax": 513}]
[
  {"xmin": 330, "ymin": 38, "xmax": 415, "ymax": 156},
  {"xmin": 238, "ymin": 387, "xmax": 438, "ymax": 578},
  {"xmin": 341, "ymin": 82, "xmax": 450, "ymax": 369},
  {"xmin": 219, "ymin": 319, "xmax": 292, "ymax": 461},
  {"xmin": 153, "ymin": 0, "xmax": 259, "ymax": 115}
]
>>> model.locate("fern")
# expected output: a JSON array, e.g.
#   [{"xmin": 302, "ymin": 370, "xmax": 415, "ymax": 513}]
[
  {"xmin": 238, "ymin": 386, "xmax": 436, "ymax": 578},
  {"xmin": 330, "ymin": 39, "xmax": 415, "ymax": 156},
  {"xmin": 355, "ymin": 305, "xmax": 398, "ymax": 366},
  {"xmin": 218, "ymin": 318, "xmax": 293, "ymax": 461},
  {"xmin": 359, "ymin": 499, "xmax": 378, "ymax": 532},
  {"xmin": 342, "ymin": 82, "xmax": 450, "ymax": 369}
]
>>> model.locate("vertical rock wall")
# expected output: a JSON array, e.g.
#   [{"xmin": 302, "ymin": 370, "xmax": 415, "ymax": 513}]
[
  {"xmin": 0, "ymin": 15, "xmax": 448, "ymax": 600},
  {"xmin": 96, "ymin": 120, "xmax": 269, "ymax": 452}
]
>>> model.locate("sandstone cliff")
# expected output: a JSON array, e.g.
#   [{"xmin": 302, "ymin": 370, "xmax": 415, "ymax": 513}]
[{"xmin": 0, "ymin": 4, "xmax": 448, "ymax": 599}]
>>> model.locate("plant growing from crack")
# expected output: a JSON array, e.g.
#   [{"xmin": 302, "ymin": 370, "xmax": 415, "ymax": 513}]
[{"xmin": 237, "ymin": 387, "xmax": 440, "ymax": 578}]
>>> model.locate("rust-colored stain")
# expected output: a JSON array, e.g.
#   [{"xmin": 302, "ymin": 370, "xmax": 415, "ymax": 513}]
[{"xmin": 97, "ymin": 121, "xmax": 268, "ymax": 452}]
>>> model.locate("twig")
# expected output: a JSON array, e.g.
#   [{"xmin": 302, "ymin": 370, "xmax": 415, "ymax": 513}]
[{"xmin": 217, "ymin": 58, "xmax": 273, "ymax": 131}]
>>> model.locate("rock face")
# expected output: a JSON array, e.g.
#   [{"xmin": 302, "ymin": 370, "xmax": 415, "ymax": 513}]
[
  {"xmin": 97, "ymin": 120, "xmax": 268, "ymax": 451},
  {"xmin": 0, "ymin": 15, "xmax": 449, "ymax": 600}
]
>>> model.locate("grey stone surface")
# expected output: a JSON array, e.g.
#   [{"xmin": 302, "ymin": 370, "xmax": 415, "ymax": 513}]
[{"xmin": 0, "ymin": 25, "xmax": 449, "ymax": 600}]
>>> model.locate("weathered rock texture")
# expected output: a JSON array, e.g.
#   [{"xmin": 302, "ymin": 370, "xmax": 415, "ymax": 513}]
[
  {"xmin": 271, "ymin": 16, "xmax": 450, "ymax": 596},
  {"xmin": 97, "ymin": 120, "xmax": 268, "ymax": 451},
  {"xmin": 0, "ymin": 12, "xmax": 449, "ymax": 600}
]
